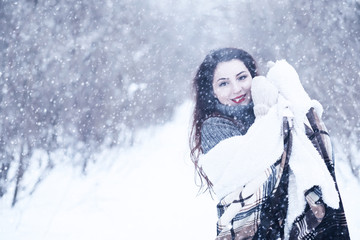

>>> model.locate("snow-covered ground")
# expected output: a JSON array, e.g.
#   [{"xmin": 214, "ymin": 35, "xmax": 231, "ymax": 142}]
[{"xmin": 0, "ymin": 101, "xmax": 359, "ymax": 239}]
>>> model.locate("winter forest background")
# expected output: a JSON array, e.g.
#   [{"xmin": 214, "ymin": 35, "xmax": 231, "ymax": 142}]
[{"xmin": 1, "ymin": 0, "xmax": 360, "ymax": 239}]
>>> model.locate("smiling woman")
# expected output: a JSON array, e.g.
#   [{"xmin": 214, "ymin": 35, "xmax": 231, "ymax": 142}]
[
  {"xmin": 189, "ymin": 48, "xmax": 350, "ymax": 239},
  {"xmin": 190, "ymin": 48, "xmax": 258, "ymax": 156},
  {"xmin": 212, "ymin": 60, "xmax": 253, "ymax": 106}
]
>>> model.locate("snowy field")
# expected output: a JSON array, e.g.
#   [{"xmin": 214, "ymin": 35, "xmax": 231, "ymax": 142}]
[{"xmin": 0, "ymin": 101, "xmax": 359, "ymax": 239}]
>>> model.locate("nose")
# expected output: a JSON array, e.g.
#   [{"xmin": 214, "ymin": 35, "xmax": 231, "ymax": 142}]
[{"xmin": 232, "ymin": 80, "xmax": 243, "ymax": 94}]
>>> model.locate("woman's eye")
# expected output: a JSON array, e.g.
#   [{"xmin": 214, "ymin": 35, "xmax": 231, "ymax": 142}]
[
  {"xmin": 237, "ymin": 75, "xmax": 247, "ymax": 81},
  {"xmin": 219, "ymin": 82, "xmax": 228, "ymax": 87}
]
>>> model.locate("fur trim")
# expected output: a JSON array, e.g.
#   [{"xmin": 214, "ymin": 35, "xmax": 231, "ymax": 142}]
[
  {"xmin": 200, "ymin": 100, "xmax": 286, "ymax": 199},
  {"xmin": 310, "ymin": 99, "xmax": 323, "ymax": 118}
]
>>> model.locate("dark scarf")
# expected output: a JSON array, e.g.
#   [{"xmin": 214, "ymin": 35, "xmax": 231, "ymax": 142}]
[{"xmin": 214, "ymin": 100, "xmax": 256, "ymax": 134}]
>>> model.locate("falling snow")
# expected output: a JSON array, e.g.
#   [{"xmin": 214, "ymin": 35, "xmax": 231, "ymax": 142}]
[{"xmin": 0, "ymin": 0, "xmax": 359, "ymax": 239}]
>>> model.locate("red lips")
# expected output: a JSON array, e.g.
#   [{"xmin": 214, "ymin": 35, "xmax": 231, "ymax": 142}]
[{"xmin": 231, "ymin": 94, "xmax": 246, "ymax": 104}]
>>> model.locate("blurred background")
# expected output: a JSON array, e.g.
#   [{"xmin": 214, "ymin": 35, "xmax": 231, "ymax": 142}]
[{"xmin": 0, "ymin": 0, "xmax": 359, "ymax": 210}]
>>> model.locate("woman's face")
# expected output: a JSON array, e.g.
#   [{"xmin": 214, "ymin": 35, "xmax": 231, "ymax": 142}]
[{"xmin": 212, "ymin": 59, "xmax": 253, "ymax": 106}]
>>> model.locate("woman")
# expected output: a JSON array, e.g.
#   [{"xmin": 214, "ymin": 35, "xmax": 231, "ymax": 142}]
[{"xmin": 190, "ymin": 48, "xmax": 350, "ymax": 239}]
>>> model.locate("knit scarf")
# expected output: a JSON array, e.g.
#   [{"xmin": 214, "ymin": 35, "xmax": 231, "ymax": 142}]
[{"xmin": 214, "ymin": 100, "xmax": 255, "ymax": 134}]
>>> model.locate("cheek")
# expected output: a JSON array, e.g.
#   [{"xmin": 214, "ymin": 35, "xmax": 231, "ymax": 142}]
[
  {"xmin": 245, "ymin": 80, "xmax": 253, "ymax": 92},
  {"xmin": 214, "ymin": 87, "xmax": 230, "ymax": 98}
]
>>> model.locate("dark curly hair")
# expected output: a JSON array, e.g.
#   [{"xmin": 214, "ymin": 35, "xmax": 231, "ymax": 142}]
[{"xmin": 189, "ymin": 48, "xmax": 258, "ymax": 191}]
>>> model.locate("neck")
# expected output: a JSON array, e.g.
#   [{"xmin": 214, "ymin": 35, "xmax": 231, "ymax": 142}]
[{"xmin": 215, "ymin": 101, "xmax": 255, "ymax": 121}]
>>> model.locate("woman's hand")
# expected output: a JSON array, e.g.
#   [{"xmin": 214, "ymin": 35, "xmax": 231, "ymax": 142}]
[
  {"xmin": 266, "ymin": 60, "xmax": 312, "ymax": 117},
  {"xmin": 251, "ymin": 76, "xmax": 279, "ymax": 117}
]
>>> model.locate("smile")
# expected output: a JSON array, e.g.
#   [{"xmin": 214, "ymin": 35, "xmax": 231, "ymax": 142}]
[{"xmin": 231, "ymin": 95, "xmax": 246, "ymax": 104}]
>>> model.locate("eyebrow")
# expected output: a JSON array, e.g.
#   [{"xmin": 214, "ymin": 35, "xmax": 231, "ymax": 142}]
[
  {"xmin": 216, "ymin": 71, "xmax": 247, "ymax": 82},
  {"xmin": 236, "ymin": 71, "xmax": 247, "ymax": 78}
]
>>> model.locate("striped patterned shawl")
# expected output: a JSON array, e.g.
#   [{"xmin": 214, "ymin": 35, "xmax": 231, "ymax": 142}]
[{"xmin": 208, "ymin": 108, "xmax": 349, "ymax": 239}]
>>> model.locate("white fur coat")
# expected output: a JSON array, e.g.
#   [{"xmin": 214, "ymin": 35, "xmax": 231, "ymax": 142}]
[{"xmin": 199, "ymin": 60, "xmax": 339, "ymax": 229}]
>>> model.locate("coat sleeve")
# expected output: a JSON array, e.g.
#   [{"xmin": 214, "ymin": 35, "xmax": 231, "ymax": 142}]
[{"xmin": 201, "ymin": 117, "xmax": 243, "ymax": 154}]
